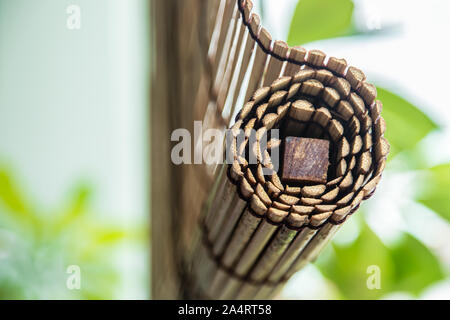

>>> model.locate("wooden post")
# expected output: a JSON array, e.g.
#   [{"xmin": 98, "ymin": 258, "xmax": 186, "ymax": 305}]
[{"xmin": 150, "ymin": 0, "xmax": 216, "ymax": 299}]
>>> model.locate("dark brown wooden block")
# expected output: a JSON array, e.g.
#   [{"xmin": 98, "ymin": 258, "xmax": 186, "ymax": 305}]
[{"xmin": 281, "ymin": 137, "xmax": 329, "ymax": 184}]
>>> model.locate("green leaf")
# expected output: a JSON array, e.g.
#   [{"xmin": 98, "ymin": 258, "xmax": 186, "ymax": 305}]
[
  {"xmin": 417, "ymin": 164, "xmax": 450, "ymax": 221},
  {"xmin": 0, "ymin": 169, "xmax": 28, "ymax": 214},
  {"xmin": 316, "ymin": 221, "xmax": 394, "ymax": 299},
  {"xmin": 66, "ymin": 184, "xmax": 91, "ymax": 218},
  {"xmin": 54, "ymin": 184, "xmax": 92, "ymax": 231},
  {"xmin": 377, "ymin": 87, "xmax": 438, "ymax": 159},
  {"xmin": 390, "ymin": 233, "xmax": 444, "ymax": 295},
  {"xmin": 93, "ymin": 229, "xmax": 128, "ymax": 244},
  {"xmin": 287, "ymin": 0, "xmax": 354, "ymax": 45},
  {"xmin": 0, "ymin": 169, "xmax": 39, "ymax": 227}
]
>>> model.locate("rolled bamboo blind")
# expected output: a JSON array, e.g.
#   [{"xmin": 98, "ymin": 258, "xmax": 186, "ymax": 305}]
[{"xmin": 184, "ymin": 0, "xmax": 389, "ymax": 299}]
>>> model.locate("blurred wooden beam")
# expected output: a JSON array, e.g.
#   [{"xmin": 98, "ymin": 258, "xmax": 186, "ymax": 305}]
[
  {"xmin": 150, "ymin": 0, "xmax": 214, "ymax": 299},
  {"xmin": 150, "ymin": 0, "xmax": 181, "ymax": 299}
]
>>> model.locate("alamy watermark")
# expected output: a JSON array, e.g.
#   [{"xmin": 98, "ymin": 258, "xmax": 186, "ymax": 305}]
[
  {"xmin": 170, "ymin": 121, "xmax": 280, "ymax": 174},
  {"xmin": 66, "ymin": 5, "xmax": 81, "ymax": 30},
  {"xmin": 366, "ymin": 265, "xmax": 381, "ymax": 290},
  {"xmin": 66, "ymin": 265, "xmax": 81, "ymax": 290}
]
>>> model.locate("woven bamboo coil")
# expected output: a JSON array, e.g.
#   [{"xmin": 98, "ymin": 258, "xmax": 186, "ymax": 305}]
[{"xmin": 186, "ymin": 0, "xmax": 389, "ymax": 300}]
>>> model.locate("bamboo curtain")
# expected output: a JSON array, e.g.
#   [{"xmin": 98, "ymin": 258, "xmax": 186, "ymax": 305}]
[{"xmin": 151, "ymin": 0, "xmax": 388, "ymax": 299}]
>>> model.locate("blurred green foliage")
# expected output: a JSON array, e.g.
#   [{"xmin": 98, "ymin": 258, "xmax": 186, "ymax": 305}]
[
  {"xmin": 317, "ymin": 219, "xmax": 444, "ymax": 299},
  {"xmin": 417, "ymin": 164, "xmax": 450, "ymax": 221},
  {"xmin": 390, "ymin": 233, "xmax": 444, "ymax": 295},
  {"xmin": 0, "ymin": 167, "xmax": 147, "ymax": 299},
  {"xmin": 377, "ymin": 87, "xmax": 438, "ymax": 159},
  {"xmin": 289, "ymin": 0, "xmax": 448, "ymax": 299},
  {"xmin": 318, "ymin": 219, "xmax": 395, "ymax": 299},
  {"xmin": 288, "ymin": 0, "xmax": 354, "ymax": 46}
]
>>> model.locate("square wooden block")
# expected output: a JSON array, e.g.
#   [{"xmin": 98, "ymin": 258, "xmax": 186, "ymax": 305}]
[{"xmin": 281, "ymin": 137, "xmax": 329, "ymax": 184}]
